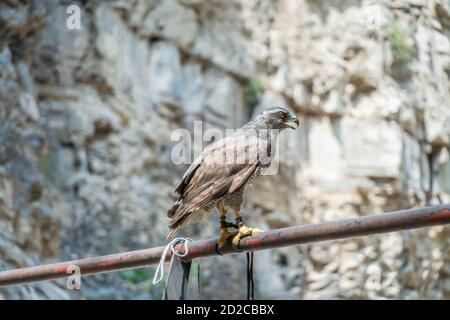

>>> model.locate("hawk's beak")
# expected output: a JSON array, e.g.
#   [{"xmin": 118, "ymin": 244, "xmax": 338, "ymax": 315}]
[{"xmin": 286, "ymin": 118, "xmax": 300, "ymax": 130}]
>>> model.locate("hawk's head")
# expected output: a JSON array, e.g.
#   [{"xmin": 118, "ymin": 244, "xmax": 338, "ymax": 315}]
[{"xmin": 257, "ymin": 107, "xmax": 300, "ymax": 130}]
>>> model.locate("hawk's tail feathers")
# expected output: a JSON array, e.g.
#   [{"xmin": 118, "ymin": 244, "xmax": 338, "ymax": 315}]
[
  {"xmin": 166, "ymin": 202, "xmax": 182, "ymax": 240},
  {"xmin": 167, "ymin": 203, "xmax": 179, "ymax": 218},
  {"xmin": 166, "ymin": 200, "xmax": 193, "ymax": 240}
]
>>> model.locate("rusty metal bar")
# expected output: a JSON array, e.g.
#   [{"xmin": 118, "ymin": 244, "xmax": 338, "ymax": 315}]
[{"xmin": 1, "ymin": 204, "xmax": 450, "ymax": 287}]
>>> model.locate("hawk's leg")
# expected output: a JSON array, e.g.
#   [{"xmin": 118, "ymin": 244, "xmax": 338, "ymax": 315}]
[
  {"xmin": 231, "ymin": 212, "xmax": 264, "ymax": 248},
  {"xmin": 216, "ymin": 203, "xmax": 238, "ymax": 249}
]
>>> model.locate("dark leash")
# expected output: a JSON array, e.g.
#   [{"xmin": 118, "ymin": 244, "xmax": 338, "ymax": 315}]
[
  {"xmin": 163, "ymin": 257, "xmax": 202, "ymax": 300},
  {"xmin": 246, "ymin": 251, "xmax": 255, "ymax": 300},
  {"xmin": 163, "ymin": 259, "xmax": 192, "ymax": 300},
  {"xmin": 153, "ymin": 238, "xmax": 201, "ymax": 300},
  {"xmin": 215, "ymin": 220, "xmax": 257, "ymax": 300},
  {"xmin": 158, "ymin": 237, "xmax": 254, "ymax": 300},
  {"xmin": 215, "ymin": 246, "xmax": 256, "ymax": 300},
  {"xmin": 164, "ymin": 253, "xmax": 254, "ymax": 300}
]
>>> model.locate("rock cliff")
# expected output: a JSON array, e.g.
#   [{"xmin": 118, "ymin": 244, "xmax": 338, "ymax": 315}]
[{"xmin": 1, "ymin": 0, "xmax": 449, "ymax": 299}]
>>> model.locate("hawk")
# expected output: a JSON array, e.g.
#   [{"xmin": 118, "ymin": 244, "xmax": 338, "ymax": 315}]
[{"xmin": 167, "ymin": 107, "xmax": 299, "ymax": 248}]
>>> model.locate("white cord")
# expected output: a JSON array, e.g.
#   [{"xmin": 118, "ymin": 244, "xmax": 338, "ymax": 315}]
[{"xmin": 152, "ymin": 237, "xmax": 193, "ymax": 285}]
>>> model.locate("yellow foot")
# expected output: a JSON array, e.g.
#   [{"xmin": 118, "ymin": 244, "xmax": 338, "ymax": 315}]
[
  {"xmin": 232, "ymin": 225, "xmax": 263, "ymax": 247},
  {"xmin": 217, "ymin": 228, "xmax": 238, "ymax": 248}
]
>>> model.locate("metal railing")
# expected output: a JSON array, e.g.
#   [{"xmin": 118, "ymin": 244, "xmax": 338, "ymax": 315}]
[{"xmin": 0, "ymin": 204, "xmax": 449, "ymax": 287}]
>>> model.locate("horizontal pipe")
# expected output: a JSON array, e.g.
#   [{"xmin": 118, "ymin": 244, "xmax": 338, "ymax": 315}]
[{"xmin": 0, "ymin": 204, "xmax": 449, "ymax": 287}]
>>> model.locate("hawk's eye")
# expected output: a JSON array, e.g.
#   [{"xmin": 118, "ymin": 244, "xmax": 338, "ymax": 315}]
[{"xmin": 279, "ymin": 111, "xmax": 286, "ymax": 119}]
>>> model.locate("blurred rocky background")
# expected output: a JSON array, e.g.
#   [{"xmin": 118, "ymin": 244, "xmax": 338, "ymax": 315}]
[{"xmin": 1, "ymin": 0, "xmax": 450, "ymax": 299}]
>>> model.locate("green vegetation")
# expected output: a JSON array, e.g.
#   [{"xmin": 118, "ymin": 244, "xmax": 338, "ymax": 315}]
[
  {"xmin": 386, "ymin": 20, "xmax": 415, "ymax": 64},
  {"xmin": 38, "ymin": 153, "xmax": 57, "ymax": 184},
  {"xmin": 119, "ymin": 268, "xmax": 152, "ymax": 285},
  {"xmin": 244, "ymin": 78, "xmax": 264, "ymax": 110},
  {"xmin": 119, "ymin": 261, "xmax": 201, "ymax": 299},
  {"xmin": 119, "ymin": 268, "xmax": 165, "ymax": 299}
]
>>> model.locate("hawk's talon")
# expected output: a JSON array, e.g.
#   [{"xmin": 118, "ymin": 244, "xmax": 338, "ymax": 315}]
[
  {"xmin": 215, "ymin": 243, "xmax": 223, "ymax": 255},
  {"xmin": 231, "ymin": 225, "xmax": 264, "ymax": 247},
  {"xmin": 231, "ymin": 241, "xmax": 242, "ymax": 252},
  {"xmin": 226, "ymin": 222, "xmax": 239, "ymax": 229}
]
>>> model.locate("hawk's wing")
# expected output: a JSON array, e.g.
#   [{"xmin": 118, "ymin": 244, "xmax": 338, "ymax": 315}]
[{"xmin": 167, "ymin": 134, "xmax": 265, "ymax": 237}]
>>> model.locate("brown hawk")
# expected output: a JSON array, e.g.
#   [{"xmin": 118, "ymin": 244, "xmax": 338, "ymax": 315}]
[{"xmin": 167, "ymin": 107, "xmax": 299, "ymax": 248}]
